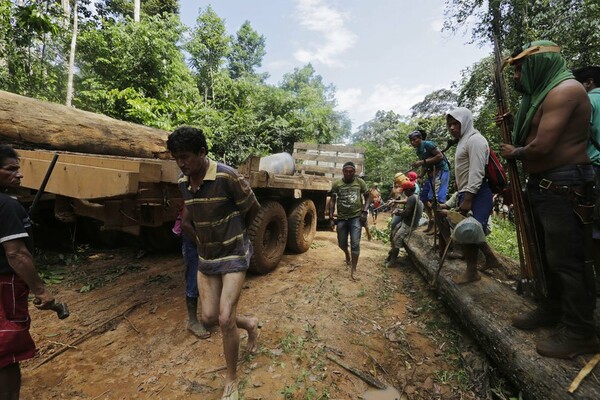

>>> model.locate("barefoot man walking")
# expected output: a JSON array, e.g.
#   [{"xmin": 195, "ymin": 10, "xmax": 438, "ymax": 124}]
[{"xmin": 167, "ymin": 127, "xmax": 260, "ymax": 399}]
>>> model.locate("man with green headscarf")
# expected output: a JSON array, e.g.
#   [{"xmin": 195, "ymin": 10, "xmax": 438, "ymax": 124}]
[{"xmin": 499, "ymin": 40, "xmax": 598, "ymax": 359}]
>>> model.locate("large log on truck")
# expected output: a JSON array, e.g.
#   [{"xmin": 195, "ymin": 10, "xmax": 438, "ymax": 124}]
[
  {"xmin": 405, "ymin": 232, "xmax": 600, "ymax": 400},
  {"xmin": 0, "ymin": 90, "xmax": 169, "ymax": 159}
]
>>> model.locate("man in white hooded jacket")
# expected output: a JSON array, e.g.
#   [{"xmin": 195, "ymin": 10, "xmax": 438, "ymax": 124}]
[{"xmin": 446, "ymin": 107, "xmax": 502, "ymax": 284}]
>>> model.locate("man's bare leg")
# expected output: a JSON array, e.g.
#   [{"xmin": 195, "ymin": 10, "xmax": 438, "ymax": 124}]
[
  {"xmin": 342, "ymin": 247, "xmax": 351, "ymax": 266},
  {"xmin": 0, "ymin": 363, "xmax": 21, "ymax": 400},
  {"xmin": 453, "ymin": 244, "xmax": 481, "ymax": 284},
  {"xmin": 478, "ymin": 243, "xmax": 503, "ymax": 271},
  {"xmin": 350, "ymin": 252, "xmax": 359, "ymax": 281}
]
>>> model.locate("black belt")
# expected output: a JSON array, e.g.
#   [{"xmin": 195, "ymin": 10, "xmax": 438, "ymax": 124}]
[{"xmin": 527, "ymin": 178, "xmax": 585, "ymax": 195}]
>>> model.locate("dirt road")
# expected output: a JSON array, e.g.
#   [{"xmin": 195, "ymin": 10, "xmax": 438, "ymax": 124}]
[{"xmin": 21, "ymin": 218, "xmax": 495, "ymax": 399}]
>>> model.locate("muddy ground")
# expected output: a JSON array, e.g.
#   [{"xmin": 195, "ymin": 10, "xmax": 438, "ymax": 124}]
[{"xmin": 21, "ymin": 213, "xmax": 515, "ymax": 400}]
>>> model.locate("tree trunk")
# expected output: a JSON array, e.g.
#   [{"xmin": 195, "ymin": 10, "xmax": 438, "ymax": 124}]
[
  {"xmin": 65, "ymin": 0, "xmax": 77, "ymax": 107},
  {"xmin": 134, "ymin": 0, "xmax": 140, "ymax": 22},
  {"xmin": 0, "ymin": 90, "xmax": 170, "ymax": 159},
  {"xmin": 404, "ymin": 232, "xmax": 600, "ymax": 400}
]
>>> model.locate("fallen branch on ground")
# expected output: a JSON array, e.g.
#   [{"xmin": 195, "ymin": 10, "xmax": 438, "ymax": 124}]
[
  {"xmin": 326, "ymin": 353, "xmax": 386, "ymax": 389},
  {"xmin": 33, "ymin": 300, "xmax": 148, "ymax": 369}
]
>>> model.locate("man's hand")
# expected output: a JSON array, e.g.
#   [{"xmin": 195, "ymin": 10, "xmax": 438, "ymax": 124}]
[
  {"xmin": 360, "ymin": 211, "xmax": 368, "ymax": 225},
  {"xmin": 329, "ymin": 218, "xmax": 336, "ymax": 232},
  {"xmin": 499, "ymin": 143, "xmax": 516, "ymax": 159},
  {"xmin": 495, "ymin": 112, "xmax": 514, "ymax": 130},
  {"xmin": 411, "ymin": 160, "xmax": 425, "ymax": 168},
  {"xmin": 459, "ymin": 197, "xmax": 473, "ymax": 216},
  {"xmin": 33, "ymin": 289, "xmax": 56, "ymax": 310}
]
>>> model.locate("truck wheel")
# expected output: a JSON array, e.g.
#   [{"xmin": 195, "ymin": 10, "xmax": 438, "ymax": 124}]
[
  {"xmin": 286, "ymin": 199, "xmax": 317, "ymax": 253},
  {"xmin": 248, "ymin": 200, "xmax": 288, "ymax": 274}
]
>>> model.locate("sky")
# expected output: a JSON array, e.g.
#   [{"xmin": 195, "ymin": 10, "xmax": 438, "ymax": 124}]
[{"xmin": 178, "ymin": 0, "xmax": 491, "ymax": 130}]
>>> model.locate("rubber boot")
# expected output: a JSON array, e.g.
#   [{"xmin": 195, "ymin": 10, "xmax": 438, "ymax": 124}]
[
  {"xmin": 423, "ymin": 219, "xmax": 435, "ymax": 234},
  {"xmin": 385, "ymin": 248, "xmax": 399, "ymax": 268},
  {"xmin": 186, "ymin": 296, "xmax": 210, "ymax": 339},
  {"xmin": 512, "ymin": 307, "xmax": 561, "ymax": 330},
  {"xmin": 536, "ymin": 328, "xmax": 600, "ymax": 359}
]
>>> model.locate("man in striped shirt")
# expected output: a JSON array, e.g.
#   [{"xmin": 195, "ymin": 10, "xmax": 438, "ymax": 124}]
[{"xmin": 167, "ymin": 127, "xmax": 260, "ymax": 400}]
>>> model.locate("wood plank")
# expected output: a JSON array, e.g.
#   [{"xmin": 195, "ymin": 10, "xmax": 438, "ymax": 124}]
[
  {"xmin": 20, "ymin": 158, "xmax": 139, "ymax": 199},
  {"xmin": 295, "ymin": 164, "xmax": 364, "ymax": 176},
  {"xmin": 18, "ymin": 149, "xmax": 163, "ymax": 182},
  {"xmin": 293, "ymin": 142, "xmax": 365, "ymax": 153},
  {"xmin": 404, "ymin": 231, "xmax": 600, "ymax": 400},
  {"xmin": 293, "ymin": 153, "xmax": 365, "ymax": 164}
]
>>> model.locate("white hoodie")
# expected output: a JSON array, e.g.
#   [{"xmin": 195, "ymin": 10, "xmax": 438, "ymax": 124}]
[{"xmin": 448, "ymin": 107, "xmax": 489, "ymax": 194}]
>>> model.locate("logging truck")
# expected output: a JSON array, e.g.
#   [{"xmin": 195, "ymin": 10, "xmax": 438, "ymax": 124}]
[{"xmin": 1, "ymin": 90, "xmax": 364, "ymax": 274}]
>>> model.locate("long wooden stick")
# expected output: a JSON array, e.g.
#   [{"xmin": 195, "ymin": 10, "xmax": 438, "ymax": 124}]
[
  {"xmin": 326, "ymin": 353, "xmax": 386, "ymax": 389},
  {"xmin": 568, "ymin": 353, "xmax": 600, "ymax": 393},
  {"xmin": 33, "ymin": 300, "xmax": 147, "ymax": 369}
]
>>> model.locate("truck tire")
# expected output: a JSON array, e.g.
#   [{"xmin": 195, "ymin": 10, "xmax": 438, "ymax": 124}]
[
  {"xmin": 286, "ymin": 199, "xmax": 317, "ymax": 253},
  {"xmin": 248, "ymin": 200, "xmax": 288, "ymax": 274}
]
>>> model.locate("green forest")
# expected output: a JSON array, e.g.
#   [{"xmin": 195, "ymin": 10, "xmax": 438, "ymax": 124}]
[{"xmin": 1, "ymin": 0, "xmax": 599, "ymax": 186}]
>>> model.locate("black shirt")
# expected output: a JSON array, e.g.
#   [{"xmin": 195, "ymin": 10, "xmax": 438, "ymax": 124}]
[{"xmin": 0, "ymin": 193, "xmax": 33, "ymax": 274}]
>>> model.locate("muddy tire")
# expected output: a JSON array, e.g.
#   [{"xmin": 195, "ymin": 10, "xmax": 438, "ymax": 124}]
[
  {"xmin": 286, "ymin": 199, "xmax": 317, "ymax": 253},
  {"xmin": 248, "ymin": 200, "xmax": 288, "ymax": 274}
]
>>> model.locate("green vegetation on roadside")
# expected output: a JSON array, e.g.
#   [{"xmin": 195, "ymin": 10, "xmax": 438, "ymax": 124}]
[{"xmin": 487, "ymin": 217, "xmax": 519, "ymax": 260}]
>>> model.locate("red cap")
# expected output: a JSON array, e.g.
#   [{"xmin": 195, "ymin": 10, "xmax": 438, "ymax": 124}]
[
  {"xmin": 402, "ymin": 180, "xmax": 415, "ymax": 190},
  {"xmin": 407, "ymin": 171, "xmax": 418, "ymax": 181}
]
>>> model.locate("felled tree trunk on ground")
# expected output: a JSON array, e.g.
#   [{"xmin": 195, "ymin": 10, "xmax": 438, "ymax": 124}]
[
  {"xmin": 0, "ymin": 90, "xmax": 170, "ymax": 159},
  {"xmin": 404, "ymin": 232, "xmax": 600, "ymax": 400}
]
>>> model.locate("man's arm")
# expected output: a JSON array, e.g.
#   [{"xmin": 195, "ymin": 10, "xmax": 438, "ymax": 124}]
[
  {"xmin": 3, "ymin": 239, "xmax": 54, "ymax": 308},
  {"xmin": 328, "ymin": 193, "xmax": 337, "ymax": 230},
  {"xmin": 244, "ymin": 202, "xmax": 260, "ymax": 229},
  {"xmin": 413, "ymin": 147, "xmax": 444, "ymax": 168},
  {"xmin": 503, "ymin": 83, "xmax": 581, "ymax": 160},
  {"xmin": 181, "ymin": 206, "xmax": 196, "ymax": 242}
]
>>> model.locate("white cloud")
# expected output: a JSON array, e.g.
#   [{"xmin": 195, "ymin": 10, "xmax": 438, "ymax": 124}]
[
  {"xmin": 336, "ymin": 82, "xmax": 434, "ymax": 129},
  {"xmin": 336, "ymin": 87, "xmax": 362, "ymax": 110},
  {"xmin": 430, "ymin": 18, "xmax": 443, "ymax": 32},
  {"xmin": 293, "ymin": 0, "xmax": 357, "ymax": 67}
]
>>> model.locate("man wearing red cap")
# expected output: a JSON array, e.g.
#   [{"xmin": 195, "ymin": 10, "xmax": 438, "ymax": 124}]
[{"xmin": 386, "ymin": 180, "xmax": 423, "ymax": 267}]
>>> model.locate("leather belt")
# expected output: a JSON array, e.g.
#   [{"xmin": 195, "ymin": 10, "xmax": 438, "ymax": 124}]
[{"xmin": 527, "ymin": 178, "xmax": 584, "ymax": 195}]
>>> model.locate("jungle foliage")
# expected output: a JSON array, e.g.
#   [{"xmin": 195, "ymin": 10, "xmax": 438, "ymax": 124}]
[
  {"xmin": 0, "ymin": 1, "xmax": 597, "ymax": 173},
  {"xmin": 0, "ymin": 0, "xmax": 349, "ymax": 166}
]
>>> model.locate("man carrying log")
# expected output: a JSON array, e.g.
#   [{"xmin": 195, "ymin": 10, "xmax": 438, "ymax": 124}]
[
  {"xmin": 0, "ymin": 145, "xmax": 56, "ymax": 399},
  {"xmin": 329, "ymin": 161, "xmax": 370, "ymax": 281},
  {"xmin": 499, "ymin": 41, "xmax": 599, "ymax": 359},
  {"xmin": 446, "ymin": 107, "xmax": 502, "ymax": 284},
  {"xmin": 167, "ymin": 127, "xmax": 261, "ymax": 399}
]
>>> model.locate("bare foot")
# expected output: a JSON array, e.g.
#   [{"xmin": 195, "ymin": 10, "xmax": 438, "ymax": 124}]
[
  {"xmin": 246, "ymin": 317, "xmax": 260, "ymax": 354},
  {"xmin": 187, "ymin": 321, "xmax": 210, "ymax": 339},
  {"xmin": 452, "ymin": 271, "xmax": 481, "ymax": 285},
  {"xmin": 478, "ymin": 258, "xmax": 503, "ymax": 272},
  {"xmin": 222, "ymin": 379, "xmax": 239, "ymax": 400},
  {"xmin": 350, "ymin": 272, "xmax": 360, "ymax": 281},
  {"xmin": 344, "ymin": 258, "xmax": 351, "ymax": 266}
]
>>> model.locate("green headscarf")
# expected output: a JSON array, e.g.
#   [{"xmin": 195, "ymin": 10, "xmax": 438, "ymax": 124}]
[{"xmin": 511, "ymin": 40, "xmax": 574, "ymax": 145}]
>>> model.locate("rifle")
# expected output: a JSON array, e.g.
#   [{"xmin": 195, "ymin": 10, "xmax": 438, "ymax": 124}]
[
  {"xmin": 492, "ymin": 36, "xmax": 546, "ymax": 297},
  {"xmin": 29, "ymin": 153, "xmax": 59, "ymax": 217}
]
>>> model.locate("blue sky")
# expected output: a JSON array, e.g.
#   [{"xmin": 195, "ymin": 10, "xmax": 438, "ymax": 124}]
[{"xmin": 179, "ymin": 0, "xmax": 491, "ymax": 130}]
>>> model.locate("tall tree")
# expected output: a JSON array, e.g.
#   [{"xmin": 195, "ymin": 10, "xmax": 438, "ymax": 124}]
[
  {"xmin": 186, "ymin": 6, "xmax": 229, "ymax": 103},
  {"xmin": 66, "ymin": 0, "xmax": 78, "ymax": 106},
  {"xmin": 227, "ymin": 20, "xmax": 266, "ymax": 80}
]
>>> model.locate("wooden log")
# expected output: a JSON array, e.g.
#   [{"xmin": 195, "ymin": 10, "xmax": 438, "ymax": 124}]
[
  {"xmin": 0, "ymin": 90, "xmax": 170, "ymax": 159},
  {"xmin": 404, "ymin": 232, "xmax": 600, "ymax": 400}
]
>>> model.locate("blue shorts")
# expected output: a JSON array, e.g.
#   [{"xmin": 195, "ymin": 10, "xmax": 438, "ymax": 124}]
[
  {"xmin": 458, "ymin": 182, "xmax": 493, "ymax": 234},
  {"xmin": 420, "ymin": 169, "xmax": 449, "ymax": 204},
  {"xmin": 182, "ymin": 235, "xmax": 199, "ymax": 298}
]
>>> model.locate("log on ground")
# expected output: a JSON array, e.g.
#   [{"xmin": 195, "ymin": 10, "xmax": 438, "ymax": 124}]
[
  {"xmin": 0, "ymin": 90, "xmax": 170, "ymax": 159},
  {"xmin": 404, "ymin": 231, "xmax": 600, "ymax": 400}
]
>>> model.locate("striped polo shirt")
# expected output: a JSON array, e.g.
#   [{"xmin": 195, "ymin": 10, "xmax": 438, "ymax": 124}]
[{"xmin": 178, "ymin": 159, "xmax": 259, "ymax": 275}]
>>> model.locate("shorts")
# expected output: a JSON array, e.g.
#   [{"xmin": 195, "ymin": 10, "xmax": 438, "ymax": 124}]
[
  {"xmin": 420, "ymin": 170, "xmax": 449, "ymax": 203},
  {"xmin": 0, "ymin": 274, "xmax": 35, "ymax": 368}
]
